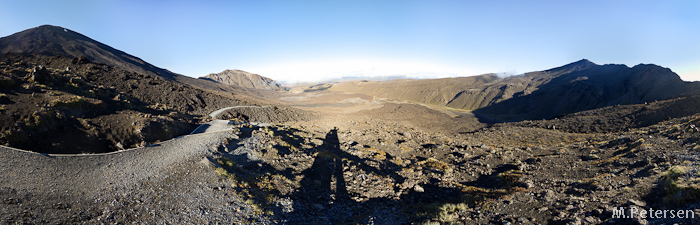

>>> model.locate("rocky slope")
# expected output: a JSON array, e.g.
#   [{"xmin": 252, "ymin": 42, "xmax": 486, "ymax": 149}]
[
  {"xmin": 201, "ymin": 69, "xmax": 284, "ymax": 91},
  {"xmin": 0, "ymin": 54, "xmax": 245, "ymax": 153},
  {"xmin": 331, "ymin": 59, "xmax": 700, "ymax": 122},
  {"xmin": 0, "ymin": 25, "xmax": 303, "ymax": 154}
]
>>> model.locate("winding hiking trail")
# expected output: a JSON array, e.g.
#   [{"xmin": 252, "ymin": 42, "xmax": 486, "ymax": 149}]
[
  {"xmin": 208, "ymin": 105, "xmax": 269, "ymax": 119},
  {"xmin": 0, "ymin": 106, "xmax": 267, "ymax": 199}
]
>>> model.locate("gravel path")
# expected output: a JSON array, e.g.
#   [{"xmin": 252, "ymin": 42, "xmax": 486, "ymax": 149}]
[
  {"xmin": 0, "ymin": 106, "xmax": 255, "ymax": 193},
  {"xmin": 190, "ymin": 119, "xmax": 236, "ymax": 135},
  {"xmin": 0, "ymin": 124, "xmax": 235, "ymax": 196},
  {"xmin": 0, "ymin": 105, "xmax": 272, "ymax": 192},
  {"xmin": 0, "ymin": 106, "xmax": 274, "ymax": 223},
  {"xmin": 208, "ymin": 105, "xmax": 269, "ymax": 119}
]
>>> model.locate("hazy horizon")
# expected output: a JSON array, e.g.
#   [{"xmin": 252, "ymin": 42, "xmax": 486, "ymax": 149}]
[{"xmin": 1, "ymin": 1, "xmax": 698, "ymax": 83}]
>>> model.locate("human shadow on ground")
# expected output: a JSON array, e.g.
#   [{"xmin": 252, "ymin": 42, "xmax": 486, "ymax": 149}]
[
  {"xmin": 217, "ymin": 126, "xmax": 520, "ymax": 224},
  {"xmin": 284, "ymin": 128, "xmax": 508, "ymax": 224}
]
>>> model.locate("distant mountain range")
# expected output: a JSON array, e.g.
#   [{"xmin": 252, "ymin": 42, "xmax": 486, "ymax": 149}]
[
  {"xmin": 332, "ymin": 59, "xmax": 700, "ymax": 122},
  {"xmin": 2, "ymin": 24, "xmax": 698, "ymax": 124}
]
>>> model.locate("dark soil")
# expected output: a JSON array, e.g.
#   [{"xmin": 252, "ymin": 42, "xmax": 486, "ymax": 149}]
[{"xmin": 217, "ymin": 105, "xmax": 318, "ymax": 123}]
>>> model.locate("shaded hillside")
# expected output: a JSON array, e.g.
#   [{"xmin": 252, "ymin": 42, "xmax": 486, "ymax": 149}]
[
  {"xmin": 331, "ymin": 60, "xmax": 598, "ymax": 110},
  {"xmin": 332, "ymin": 59, "xmax": 700, "ymax": 122},
  {"xmin": 475, "ymin": 62, "xmax": 700, "ymax": 121},
  {"xmin": 201, "ymin": 69, "xmax": 284, "ymax": 91},
  {"xmin": 511, "ymin": 94, "xmax": 700, "ymax": 133}
]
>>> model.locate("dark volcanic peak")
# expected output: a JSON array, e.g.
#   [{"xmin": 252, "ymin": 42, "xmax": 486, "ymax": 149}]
[
  {"xmin": 201, "ymin": 69, "xmax": 284, "ymax": 91},
  {"xmin": 542, "ymin": 59, "xmax": 599, "ymax": 75},
  {"xmin": 474, "ymin": 61, "xmax": 700, "ymax": 121},
  {"xmin": 568, "ymin": 58, "xmax": 597, "ymax": 68},
  {"xmin": 0, "ymin": 25, "xmax": 173, "ymax": 79}
]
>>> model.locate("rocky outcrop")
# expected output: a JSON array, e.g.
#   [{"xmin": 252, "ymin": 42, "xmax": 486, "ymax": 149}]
[{"xmin": 201, "ymin": 69, "xmax": 284, "ymax": 91}]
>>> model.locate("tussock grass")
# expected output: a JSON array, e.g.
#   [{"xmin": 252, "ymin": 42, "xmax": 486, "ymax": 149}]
[
  {"xmin": 662, "ymin": 165, "xmax": 700, "ymax": 207},
  {"xmin": 418, "ymin": 202, "xmax": 469, "ymax": 224}
]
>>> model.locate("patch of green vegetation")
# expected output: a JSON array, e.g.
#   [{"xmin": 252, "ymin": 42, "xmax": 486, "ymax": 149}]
[
  {"xmin": 629, "ymin": 138, "xmax": 645, "ymax": 148},
  {"xmin": 595, "ymin": 138, "xmax": 649, "ymax": 165},
  {"xmin": 271, "ymin": 130, "xmax": 302, "ymax": 154},
  {"xmin": 35, "ymin": 83, "xmax": 52, "ymax": 90},
  {"xmin": 303, "ymin": 83, "xmax": 333, "ymax": 92},
  {"xmin": 23, "ymin": 110, "xmax": 57, "ymax": 130},
  {"xmin": 662, "ymin": 166, "xmax": 700, "ymax": 207},
  {"xmin": 496, "ymin": 169, "xmax": 524, "ymax": 186},
  {"xmin": 244, "ymin": 199, "xmax": 266, "ymax": 215},
  {"xmin": 0, "ymin": 78, "xmax": 15, "ymax": 88},
  {"xmin": 216, "ymin": 157, "xmax": 237, "ymax": 168},
  {"xmin": 53, "ymin": 97, "xmax": 87, "ymax": 108},
  {"xmin": 214, "ymin": 167, "xmax": 237, "ymax": 182},
  {"xmin": 438, "ymin": 203, "xmax": 468, "ymax": 223},
  {"xmin": 83, "ymin": 89, "xmax": 97, "ymax": 98},
  {"xmin": 3, "ymin": 130, "xmax": 27, "ymax": 144},
  {"xmin": 228, "ymin": 117, "xmax": 244, "ymax": 124},
  {"xmin": 419, "ymin": 202, "xmax": 469, "ymax": 224},
  {"xmin": 417, "ymin": 158, "xmax": 452, "ymax": 173},
  {"xmin": 582, "ymin": 154, "xmax": 600, "ymax": 161},
  {"xmin": 212, "ymin": 156, "xmax": 284, "ymax": 216}
]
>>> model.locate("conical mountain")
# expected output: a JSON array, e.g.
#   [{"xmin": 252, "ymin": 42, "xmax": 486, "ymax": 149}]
[{"xmin": 0, "ymin": 25, "xmax": 174, "ymax": 79}]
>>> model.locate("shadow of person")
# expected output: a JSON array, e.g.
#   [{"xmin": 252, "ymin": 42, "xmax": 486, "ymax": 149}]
[
  {"xmin": 284, "ymin": 128, "xmax": 492, "ymax": 224},
  {"xmin": 290, "ymin": 128, "xmax": 349, "ymax": 220}
]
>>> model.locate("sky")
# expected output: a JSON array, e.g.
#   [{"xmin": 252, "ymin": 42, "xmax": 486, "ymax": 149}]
[{"xmin": 1, "ymin": 0, "xmax": 699, "ymax": 83}]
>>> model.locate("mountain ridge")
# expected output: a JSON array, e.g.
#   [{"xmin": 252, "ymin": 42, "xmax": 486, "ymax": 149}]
[
  {"xmin": 331, "ymin": 59, "xmax": 700, "ymax": 122},
  {"xmin": 201, "ymin": 69, "xmax": 284, "ymax": 91}
]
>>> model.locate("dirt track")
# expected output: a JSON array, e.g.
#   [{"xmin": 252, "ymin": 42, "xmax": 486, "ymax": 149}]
[
  {"xmin": 0, "ymin": 106, "xmax": 267, "ymax": 192},
  {"xmin": 0, "ymin": 106, "xmax": 274, "ymax": 224}
]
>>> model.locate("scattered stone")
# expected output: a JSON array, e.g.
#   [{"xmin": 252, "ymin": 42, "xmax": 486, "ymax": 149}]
[
  {"xmin": 567, "ymin": 217, "xmax": 582, "ymax": 225},
  {"xmin": 627, "ymin": 199, "xmax": 646, "ymax": 207},
  {"xmin": 544, "ymin": 190, "xmax": 556, "ymax": 202},
  {"xmin": 413, "ymin": 185, "xmax": 424, "ymax": 193}
]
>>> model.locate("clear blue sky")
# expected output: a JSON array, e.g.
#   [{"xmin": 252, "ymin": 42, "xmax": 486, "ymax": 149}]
[{"xmin": 1, "ymin": 0, "xmax": 699, "ymax": 83}]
